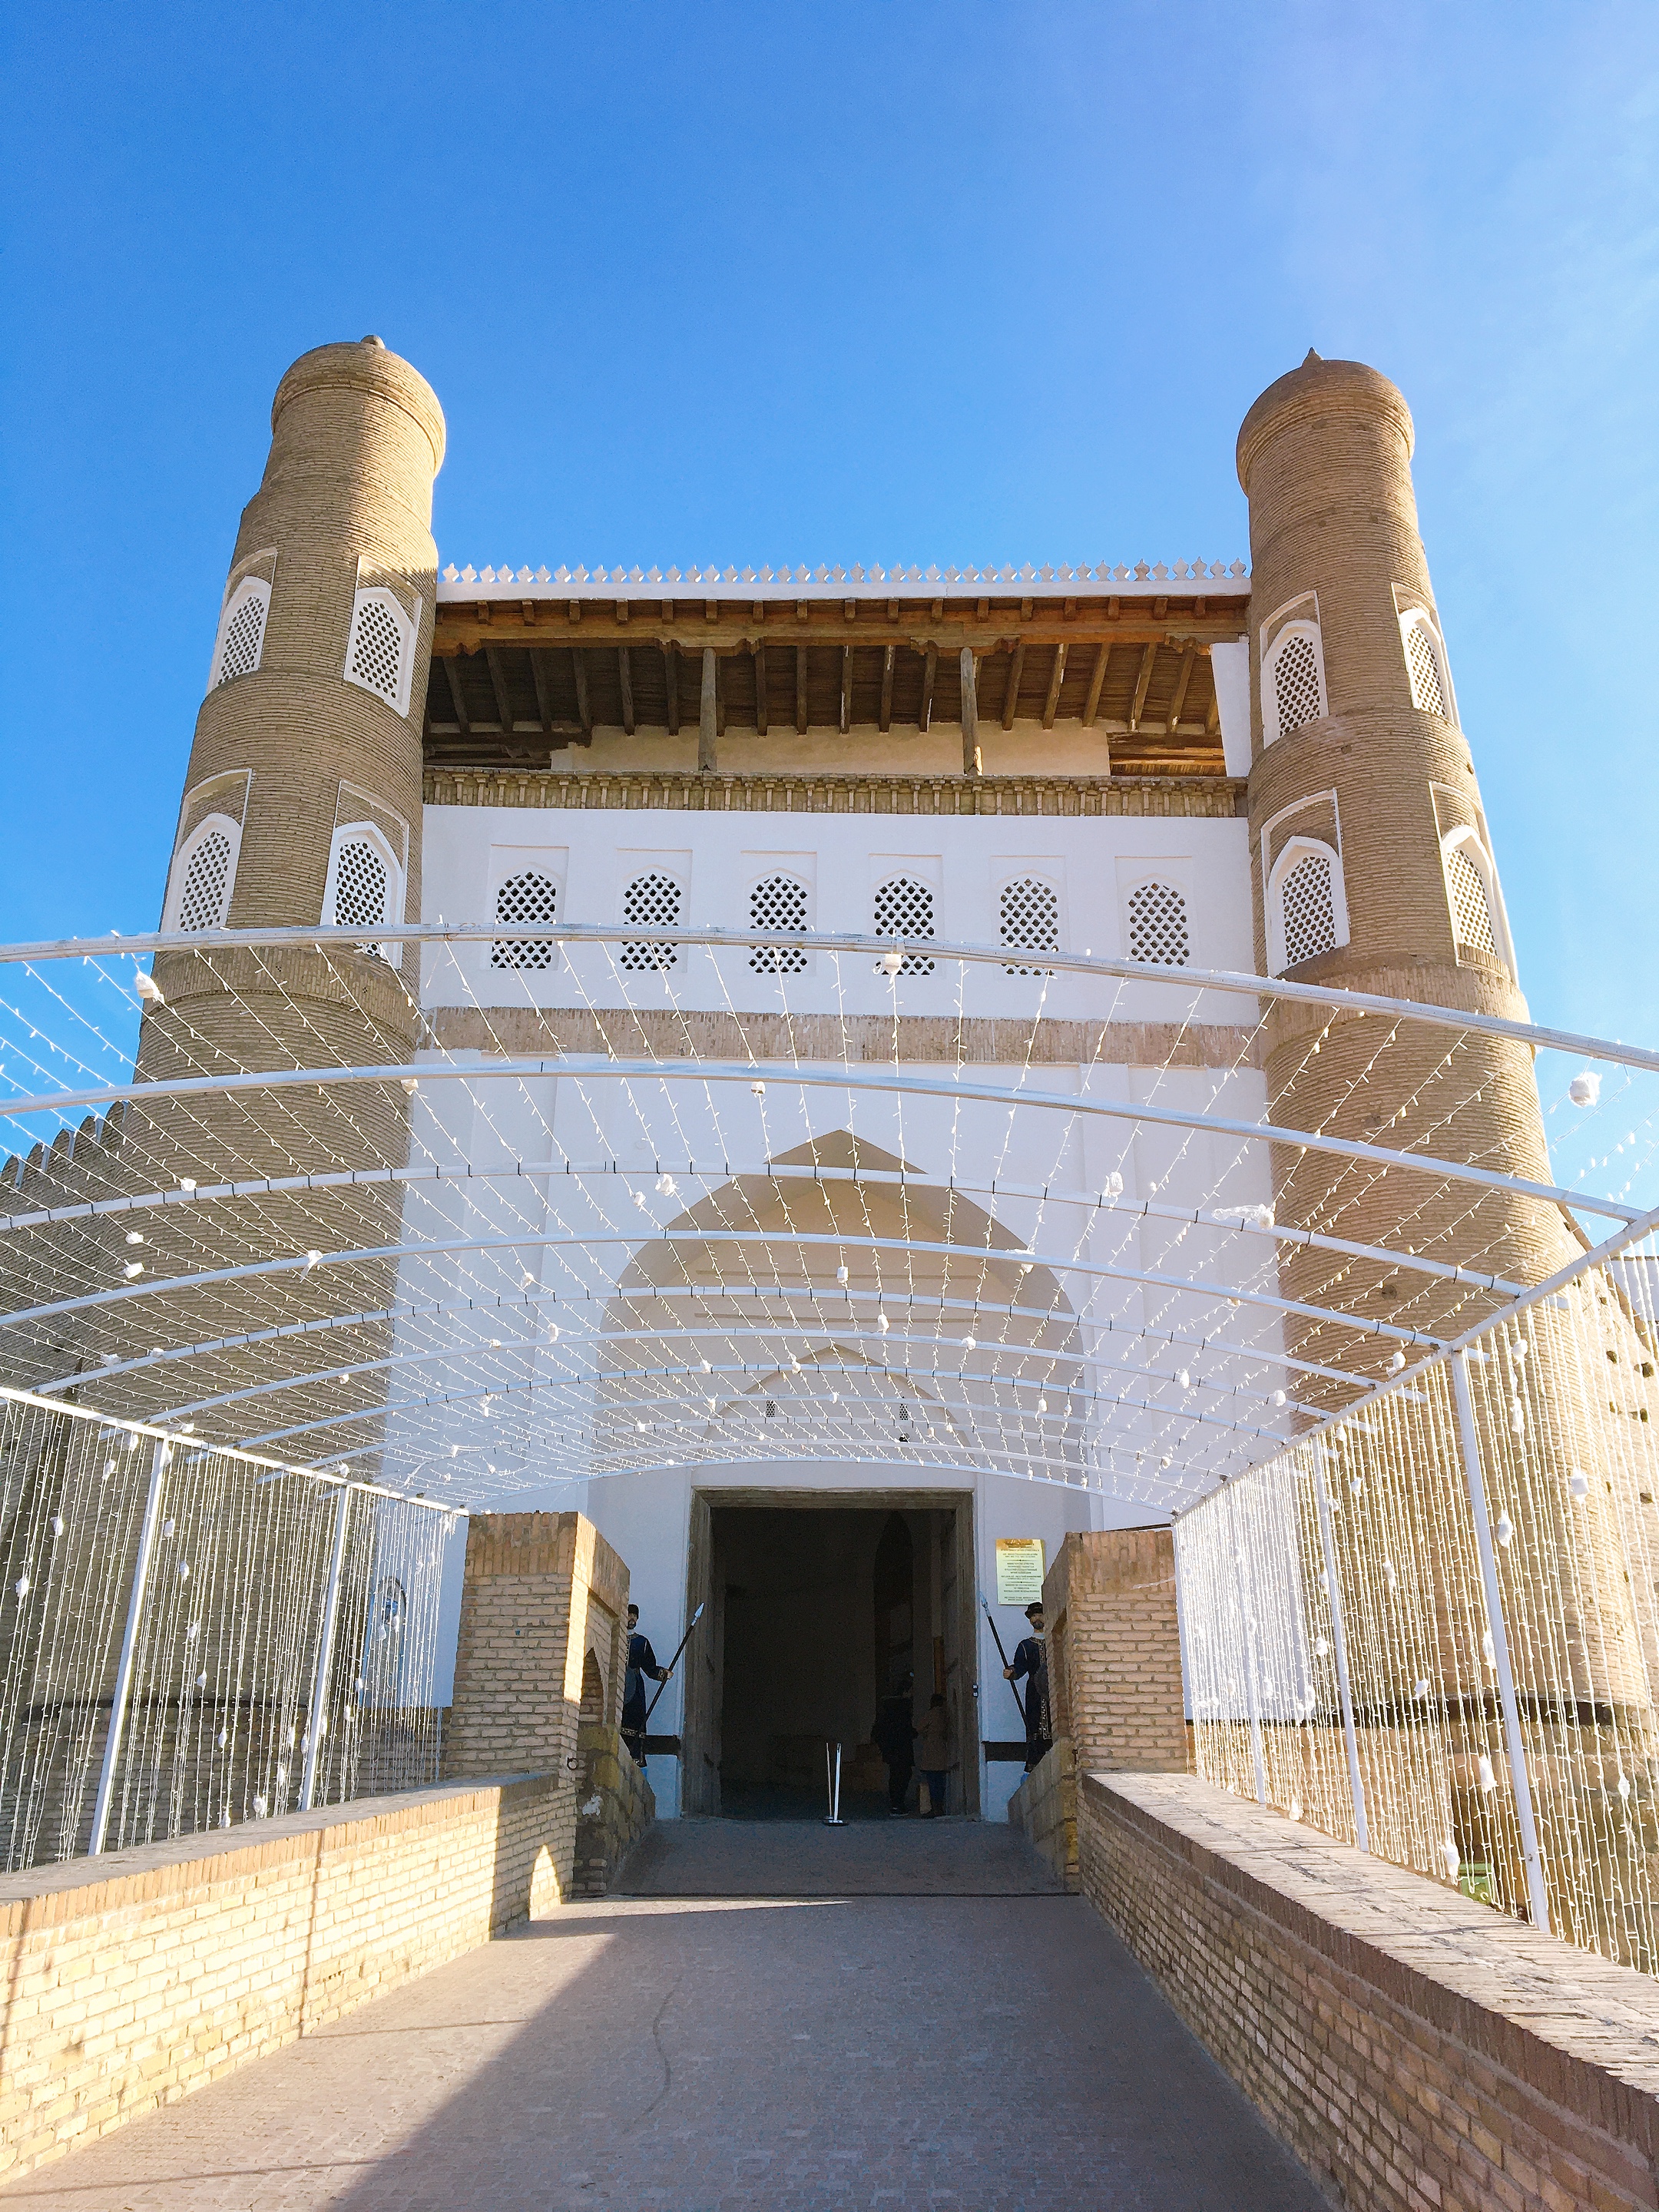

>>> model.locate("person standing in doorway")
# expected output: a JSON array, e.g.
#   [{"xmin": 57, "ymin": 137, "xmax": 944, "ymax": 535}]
[
  {"xmin": 622, "ymin": 1603, "xmax": 668, "ymax": 1767},
  {"xmin": 1004, "ymin": 1601, "xmax": 1052, "ymax": 1773},
  {"xmin": 871, "ymin": 1674, "xmax": 918, "ymax": 1815},
  {"xmin": 916, "ymin": 1692, "xmax": 955, "ymax": 1817}
]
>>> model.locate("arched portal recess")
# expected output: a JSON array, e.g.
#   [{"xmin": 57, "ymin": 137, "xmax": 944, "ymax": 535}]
[{"xmin": 598, "ymin": 1132, "xmax": 1081, "ymax": 1816}]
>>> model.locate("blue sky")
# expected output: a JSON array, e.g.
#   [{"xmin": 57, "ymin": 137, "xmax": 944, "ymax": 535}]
[{"xmin": 2, "ymin": 2, "xmax": 1657, "ymax": 1059}]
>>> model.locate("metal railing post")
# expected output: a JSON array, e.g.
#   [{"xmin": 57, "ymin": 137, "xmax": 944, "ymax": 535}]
[
  {"xmin": 300, "ymin": 1483, "xmax": 353, "ymax": 1813},
  {"xmin": 1451, "ymin": 1346, "xmax": 1551, "ymax": 1931},
  {"xmin": 1313, "ymin": 1442, "xmax": 1369, "ymax": 1853},
  {"xmin": 89, "ymin": 1439, "xmax": 167, "ymax": 1855}
]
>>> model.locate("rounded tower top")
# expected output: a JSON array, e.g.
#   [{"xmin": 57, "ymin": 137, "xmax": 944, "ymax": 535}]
[
  {"xmin": 1237, "ymin": 351, "xmax": 1412, "ymax": 495},
  {"xmin": 270, "ymin": 336, "xmax": 446, "ymax": 475}
]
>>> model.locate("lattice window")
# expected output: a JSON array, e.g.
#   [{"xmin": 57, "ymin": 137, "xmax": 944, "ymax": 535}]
[
  {"xmin": 873, "ymin": 876, "xmax": 935, "ymax": 974},
  {"xmin": 619, "ymin": 871, "xmax": 680, "ymax": 971},
  {"xmin": 332, "ymin": 838, "xmax": 389, "ymax": 933},
  {"xmin": 749, "ymin": 875, "xmax": 810, "ymax": 973},
  {"xmin": 1446, "ymin": 845, "xmax": 1498, "ymax": 955},
  {"xmin": 211, "ymin": 584, "xmax": 268, "ymax": 688},
  {"xmin": 492, "ymin": 871, "xmax": 559, "ymax": 969},
  {"xmin": 177, "ymin": 830, "xmax": 233, "ymax": 932},
  {"xmin": 1000, "ymin": 876, "xmax": 1059, "ymax": 974},
  {"xmin": 343, "ymin": 591, "xmax": 411, "ymax": 710},
  {"xmin": 1404, "ymin": 618, "xmax": 1449, "ymax": 718},
  {"xmin": 1127, "ymin": 880, "xmax": 1190, "ymax": 966},
  {"xmin": 1271, "ymin": 631, "xmax": 1324, "ymax": 738},
  {"xmin": 1280, "ymin": 850, "xmax": 1337, "ymax": 968}
]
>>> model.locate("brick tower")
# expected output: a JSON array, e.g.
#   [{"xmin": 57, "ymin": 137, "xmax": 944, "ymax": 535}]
[
  {"xmin": 1237, "ymin": 354, "xmax": 1655, "ymax": 1918},
  {"xmin": 120, "ymin": 338, "xmax": 447, "ymax": 1440}
]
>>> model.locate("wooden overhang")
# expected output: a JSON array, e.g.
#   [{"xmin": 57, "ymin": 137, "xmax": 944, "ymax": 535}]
[{"xmin": 425, "ymin": 588, "xmax": 1248, "ymax": 777}]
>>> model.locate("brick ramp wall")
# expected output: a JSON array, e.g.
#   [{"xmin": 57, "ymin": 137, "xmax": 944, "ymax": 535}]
[
  {"xmin": 1006, "ymin": 1737, "xmax": 1078, "ymax": 1890},
  {"xmin": 1080, "ymin": 1770, "xmax": 1659, "ymax": 2212},
  {"xmin": 0, "ymin": 1774, "xmax": 560, "ymax": 2185}
]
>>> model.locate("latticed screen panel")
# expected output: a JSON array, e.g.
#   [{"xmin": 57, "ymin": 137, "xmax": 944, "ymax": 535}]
[
  {"xmin": 1000, "ymin": 876, "xmax": 1059, "ymax": 974},
  {"xmin": 1279, "ymin": 849, "xmax": 1336, "ymax": 968},
  {"xmin": 1271, "ymin": 631, "xmax": 1323, "ymax": 738},
  {"xmin": 333, "ymin": 839, "xmax": 389, "ymax": 932},
  {"xmin": 1405, "ymin": 621, "xmax": 1449, "ymax": 718},
  {"xmin": 214, "ymin": 592, "xmax": 267, "ymax": 687},
  {"xmin": 619, "ymin": 872, "xmax": 681, "ymax": 971},
  {"xmin": 176, "ymin": 830, "xmax": 233, "ymax": 932},
  {"xmin": 873, "ymin": 877, "xmax": 935, "ymax": 974},
  {"xmin": 1446, "ymin": 846, "xmax": 1498, "ymax": 955},
  {"xmin": 1127, "ymin": 880, "xmax": 1190, "ymax": 966},
  {"xmin": 346, "ymin": 597, "xmax": 407, "ymax": 707},
  {"xmin": 492, "ymin": 871, "xmax": 559, "ymax": 969},
  {"xmin": 748, "ymin": 875, "xmax": 810, "ymax": 973}
]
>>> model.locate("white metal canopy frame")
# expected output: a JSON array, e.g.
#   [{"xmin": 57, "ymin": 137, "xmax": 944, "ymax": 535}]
[{"xmin": 1, "ymin": 919, "xmax": 1654, "ymax": 1515}]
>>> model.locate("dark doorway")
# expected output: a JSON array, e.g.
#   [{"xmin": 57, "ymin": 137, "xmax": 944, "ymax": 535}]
[{"xmin": 680, "ymin": 1492, "xmax": 979, "ymax": 1820}]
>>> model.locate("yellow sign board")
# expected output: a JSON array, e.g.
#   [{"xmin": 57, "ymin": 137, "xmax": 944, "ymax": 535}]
[{"xmin": 995, "ymin": 1537, "xmax": 1046, "ymax": 1608}]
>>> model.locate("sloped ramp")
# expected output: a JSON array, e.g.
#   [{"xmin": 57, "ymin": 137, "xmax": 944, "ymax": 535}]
[{"xmin": 614, "ymin": 1816, "xmax": 1069, "ymax": 1897}]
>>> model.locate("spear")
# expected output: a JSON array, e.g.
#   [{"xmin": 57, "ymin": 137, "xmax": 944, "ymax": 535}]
[
  {"xmin": 979, "ymin": 1593, "xmax": 1028, "ymax": 1731},
  {"xmin": 644, "ymin": 1601, "xmax": 705, "ymax": 1724}
]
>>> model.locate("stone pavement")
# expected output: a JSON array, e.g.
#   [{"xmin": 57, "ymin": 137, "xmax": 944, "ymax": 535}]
[{"xmin": 2, "ymin": 1820, "xmax": 1325, "ymax": 2211}]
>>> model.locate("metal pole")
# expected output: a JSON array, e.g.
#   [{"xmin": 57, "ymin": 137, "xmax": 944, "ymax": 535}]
[
  {"xmin": 1451, "ymin": 1346, "xmax": 1551, "ymax": 1931},
  {"xmin": 824, "ymin": 1740, "xmax": 844, "ymax": 1826},
  {"xmin": 300, "ymin": 1483, "xmax": 353, "ymax": 1813},
  {"xmin": 90, "ymin": 1439, "xmax": 167, "ymax": 1856},
  {"xmin": 1233, "ymin": 1498, "xmax": 1268, "ymax": 1806},
  {"xmin": 1313, "ymin": 1442, "xmax": 1369, "ymax": 1853}
]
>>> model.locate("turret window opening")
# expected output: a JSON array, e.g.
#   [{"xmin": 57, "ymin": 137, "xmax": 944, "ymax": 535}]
[
  {"xmin": 873, "ymin": 877, "xmax": 935, "ymax": 974},
  {"xmin": 1402, "ymin": 611, "xmax": 1452, "ymax": 721},
  {"xmin": 492, "ymin": 871, "xmax": 559, "ymax": 969},
  {"xmin": 208, "ymin": 579, "xmax": 270, "ymax": 691},
  {"xmin": 1270, "ymin": 631, "xmax": 1323, "ymax": 739},
  {"xmin": 324, "ymin": 821, "xmax": 403, "ymax": 962},
  {"xmin": 1000, "ymin": 876, "xmax": 1060, "ymax": 975},
  {"xmin": 343, "ymin": 588, "xmax": 416, "ymax": 715},
  {"xmin": 1277, "ymin": 846, "xmax": 1339, "ymax": 969},
  {"xmin": 1127, "ymin": 880, "xmax": 1190, "ymax": 967},
  {"xmin": 749, "ymin": 875, "xmax": 810, "ymax": 974},
  {"xmin": 1442, "ymin": 830, "xmax": 1505, "ymax": 965},
  {"xmin": 164, "ymin": 813, "xmax": 242, "ymax": 934},
  {"xmin": 619, "ymin": 872, "xmax": 681, "ymax": 972}
]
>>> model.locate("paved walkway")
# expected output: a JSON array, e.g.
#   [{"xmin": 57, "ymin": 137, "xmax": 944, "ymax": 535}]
[{"xmin": 4, "ymin": 1820, "xmax": 1324, "ymax": 2211}]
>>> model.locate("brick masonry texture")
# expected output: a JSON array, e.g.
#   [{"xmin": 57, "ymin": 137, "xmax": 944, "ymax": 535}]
[
  {"xmin": 1006, "ymin": 1736, "xmax": 1078, "ymax": 1889},
  {"xmin": 1078, "ymin": 1768, "xmax": 1659, "ymax": 2212},
  {"xmin": 443, "ymin": 1511, "xmax": 634, "ymax": 1906},
  {"xmin": 1044, "ymin": 1527, "xmax": 1190, "ymax": 1775},
  {"xmin": 0, "ymin": 1774, "xmax": 560, "ymax": 2186}
]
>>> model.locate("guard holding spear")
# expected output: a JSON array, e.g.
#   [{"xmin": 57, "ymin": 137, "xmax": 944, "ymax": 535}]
[
  {"xmin": 622, "ymin": 1601, "xmax": 705, "ymax": 1767},
  {"xmin": 982, "ymin": 1595, "xmax": 1052, "ymax": 1773}
]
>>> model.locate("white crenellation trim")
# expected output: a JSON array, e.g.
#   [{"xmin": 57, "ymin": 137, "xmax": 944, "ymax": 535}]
[{"xmin": 436, "ymin": 558, "xmax": 1250, "ymax": 603}]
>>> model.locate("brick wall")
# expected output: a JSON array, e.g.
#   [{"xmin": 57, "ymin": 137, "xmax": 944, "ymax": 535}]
[
  {"xmin": 1044, "ymin": 1528, "xmax": 1188, "ymax": 1774},
  {"xmin": 1079, "ymin": 1769, "xmax": 1659, "ymax": 2212},
  {"xmin": 443, "ymin": 1511, "xmax": 632, "ymax": 1904},
  {"xmin": 1006, "ymin": 1737, "xmax": 1078, "ymax": 1889},
  {"xmin": 0, "ymin": 1775, "xmax": 559, "ymax": 2186},
  {"xmin": 572, "ymin": 1725, "xmax": 656, "ymax": 1898}
]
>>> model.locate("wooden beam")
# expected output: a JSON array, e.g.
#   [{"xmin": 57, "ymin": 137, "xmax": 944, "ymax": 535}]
[
  {"xmin": 699, "ymin": 647, "xmax": 717, "ymax": 770},
  {"xmin": 444, "ymin": 654, "xmax": 471, "ymax": 733},
  {"xmin": 1166, "ymin": 641, "xmax": 1197, "ymax": 733},
  {"xmin": 753, "ymin": 641, "xmax": 768, "ymax": 735},
  {"xmin": 663, "ymin": 642, "xmax": 680, "ymax": 734},
  {"xmin": 1001, "ymin": 641, "xmax": 1025, "ymax": 730},
  {"xmin": 484, "ymin": 644, "xmax": 515, "ymax": 730},
  {"xmin": 795, "ymin": 644, "xmax": 809, "ymax": 735},
  {"xmin": 1081, "ymin": 644, "xmax": 1108, "ymax": 728},
  {"xmin": 1041, "ymin": 643, "xmax": 1068, "ymax": 730},
  {"xmin": 1129, "ymin": 643, "xmax": 1157, "ymax": 733},
  {"xmin": 960, "ymin": 645, "xmax": 980, "ymax": 777},
  {"xmin": 879, "ymin": 642, "xmax": 895, "ymax": 733},
  {"xmin": 571, "ymin": 647, "xmax": 592, "ymax": 739},
  {"xmin": 529, "ymin": 647, "xmax": 554, "ymax": 733},
  {"xmin": 839, "ymin": 644, "xmax": 853, "ymax": 734},
  {"xmin": 919, "ymin": 644, "xmax": 937, "ymax": 733},
  {"xmin": 618, "ymin": 646, "xmax": 634, "ymax": 736}
]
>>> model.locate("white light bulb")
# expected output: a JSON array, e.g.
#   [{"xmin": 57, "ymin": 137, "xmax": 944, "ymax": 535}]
[
  {"xmin": 125, "ymin": 1230, "xmax": 144, "ymax": 1246},
  {"xmin": 1495, "ymin": 1511, "xmax": 1514, "ymax": 1547},
  {"xmin": 1177, "ymin": 1369, "xmax": 1190, "ymax": 1390},
  {"xmin": 836, "ymin": 1265, "xmax": 849, "ymax": 1285},
  {"xmin": 877, "ymin": 1313, "xmax": 889, "ymax": 1333},
  {"xmin": 750, "ymin": 1078, "xmax": 767, "ymax": 1098},
  {"xmin": 1270, "ymin": 1389, "xmax": 1286, "ymax": 1409},
  {"xmin": 962, "ymin": 1335, "xmax": 976, "ymax": 1350},
  {"xmin": 1569, "ymin": 1469, "xmax": 1589, "ymax": 1499}
]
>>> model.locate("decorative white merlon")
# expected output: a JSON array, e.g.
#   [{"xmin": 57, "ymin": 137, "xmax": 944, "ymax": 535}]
[{"xmin": 435, "ymin": 558, "xmax": 1250, "ymax": 604}]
